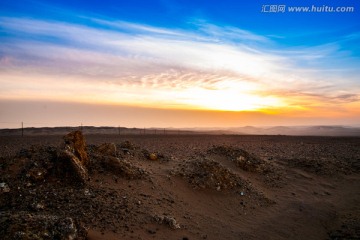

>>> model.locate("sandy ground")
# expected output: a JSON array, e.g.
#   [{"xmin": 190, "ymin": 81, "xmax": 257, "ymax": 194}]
[{"xmin": 1, "ymin": 133, "xmax": 359, "ymax": 239}]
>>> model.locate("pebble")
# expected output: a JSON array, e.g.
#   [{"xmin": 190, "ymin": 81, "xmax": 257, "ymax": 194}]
[
  {"xmin": 84, "ymin": 189, "xmax": 91, "ymax": 196},
  {"xmin": 0, "ymin": 182, "xmax": 10, "ymax": 193}
]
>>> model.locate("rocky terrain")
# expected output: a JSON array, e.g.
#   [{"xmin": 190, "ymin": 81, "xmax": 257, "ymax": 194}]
[{"xmin": 0, "ymin": 132, "xmax": 359, "ymax": 239}]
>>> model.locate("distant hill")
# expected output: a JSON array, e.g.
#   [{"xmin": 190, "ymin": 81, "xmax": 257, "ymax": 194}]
[
  {"xmin": 1, "ymin": 125, "xmax": 359, "ymax": 136},
  {"xmin": 228, "ymin": 126, "xmax": 360, "ymax": 136},
  {"xmin": 0, "ymin": 126, "xmax": 197, "ymax": 136}
]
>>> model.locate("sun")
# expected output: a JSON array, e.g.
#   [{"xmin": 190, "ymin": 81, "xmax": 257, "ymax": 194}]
[{"xmin": 178, "ymin": 87, "xmax": 283, "ymax": 112}]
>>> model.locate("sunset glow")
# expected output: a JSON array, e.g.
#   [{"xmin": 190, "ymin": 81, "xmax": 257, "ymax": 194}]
[{"xmin": 0, "ymin": 0, "xmax": 360, "ymax": 128}]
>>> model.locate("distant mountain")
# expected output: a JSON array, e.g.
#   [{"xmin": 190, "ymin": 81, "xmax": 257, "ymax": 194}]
[
  {"xmin": 1, "ymin": 125, "xmax": 359, "ymax": 136},
  {"xmin": 229, "ymin": 126, "xmax": 360, "ymax": 136}
]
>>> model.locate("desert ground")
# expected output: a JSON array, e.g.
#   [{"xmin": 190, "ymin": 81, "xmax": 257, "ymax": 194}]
[{"xmin": 1, "ymin": 131, "xmax": 359, "ymax": 239}]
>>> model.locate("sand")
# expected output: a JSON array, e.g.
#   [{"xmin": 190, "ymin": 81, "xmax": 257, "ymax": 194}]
[{"xmin": 0, "ymin": 133, "xmax": 359, "ymax": 239}]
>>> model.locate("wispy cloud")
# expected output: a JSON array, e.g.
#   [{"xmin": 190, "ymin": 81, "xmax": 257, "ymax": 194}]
[
  {"xmin": 0, "ymin": 16, "xmax": 359, "ymax": 113},
  {"xmin": 192, "ymin": 21, "xmax": 271, "ymax": 43}
]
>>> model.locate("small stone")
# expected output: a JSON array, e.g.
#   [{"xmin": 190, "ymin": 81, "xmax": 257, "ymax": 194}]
[
  {"xmin": 153, "ymin": 215, "xmax": 180, "ymax": 229},
  {"xmin": 84, "ymin": 189, "xmax": 91, "ymax": 196},
  {"xmin": 27, "ymin": 167, "xmax": 48, "ymax": 181},
  {"xmin": 149, "ymin": 153, "xmax": 158, "ymax": 161},
  {"xmin": 0, "ymin": 182, "xmax": 10, "ymax": 193},
  {"xmin": 35, "ymin": 203, "xmax": 45, "ymax": 210}
]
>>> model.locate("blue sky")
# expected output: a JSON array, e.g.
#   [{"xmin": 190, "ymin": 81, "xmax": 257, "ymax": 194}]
[
  {"xmin": 0, "ymin": 0, "xmax": 360, "ymax": 128},
  {"xmin": 2, "ymin": 0, "xmax": 359, "ymax": 36}
]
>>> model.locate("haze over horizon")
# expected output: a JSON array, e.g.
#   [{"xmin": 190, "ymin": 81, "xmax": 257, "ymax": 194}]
[{"xmin": 1, "ymin": 0, "xmax": 360, "ymax": 129}]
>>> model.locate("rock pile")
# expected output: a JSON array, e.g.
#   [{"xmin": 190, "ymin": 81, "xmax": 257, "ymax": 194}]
[
  {"xmin": 0, "ymin": 212, "xmax": 87, "ymax": 240},
  {"xmin": 98, "ymin": 156, "xmax": 147, "ymax": 179},
  {"xmin": 0, "ymin": 137, "xmax": 146, "ymax": 238},
  {"xmin": 208, "ymin": 145, "xmax": 265, "ymax": 172},
  {"xmin": 177, "ymin": 158, "xmax": 246, "ymax": 190},
  {"xmin": 208, "ymin": 145, "xmax": 284, "ymax": 187},
  {"xmin": 17, "ymin": 145, "xmax": 57, "ymax": 183},
  {"xmin": 119, "ymin": 140, "xmax": 137, "ymax": 150},
  {"xmin": 96, "ymin": 143, "xmax": 117, "ymax": 157},
  {"xmin": 0, "ymin": 132, "xmax": 94, "ymax": 239},
  {"xmin": 153, "ymin": 214, "xmax": 181, "ymax": 229},
  {"xmin": 7, "ymin": 132, "xmax": 91, "ymax": 185},
  {"xmin": 142, "ymin": 149, "xmax": 169, "ymax": 162},
  {"xmin": 88, "ymin": 142, "xmax": 147, "ymax": 180}
]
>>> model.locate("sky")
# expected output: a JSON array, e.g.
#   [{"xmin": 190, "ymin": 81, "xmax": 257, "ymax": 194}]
[{"xmin": 0, "ymin": 0, "xmax": 360, "ymax": 128}]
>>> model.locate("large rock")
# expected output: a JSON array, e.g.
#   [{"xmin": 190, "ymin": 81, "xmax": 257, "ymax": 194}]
[
  {"xmin": 63, "ymin": 131, "xmax": 89, "ymax": 167},
  {"xmin": 58, "ymin": 131, "xmax": 89, "ymax": 184}
]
